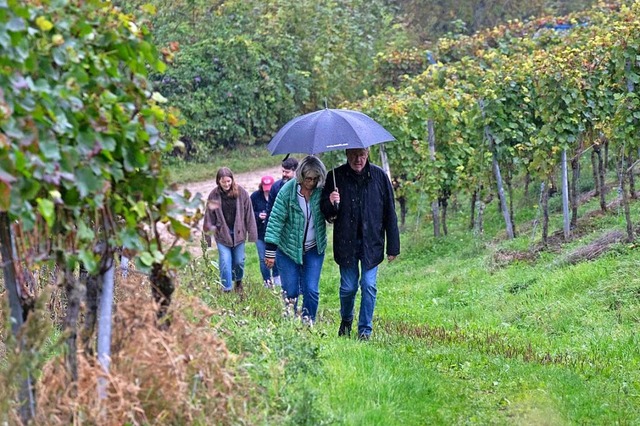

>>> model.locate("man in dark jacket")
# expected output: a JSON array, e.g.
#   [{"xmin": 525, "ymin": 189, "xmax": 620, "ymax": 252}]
[
  {"xmin": 320, "ymin": 148, "xmax": 400, "ymax": 340},
  {"xmin": 266, "ymin": 157, "xmax": 299, "ymax": 216}
]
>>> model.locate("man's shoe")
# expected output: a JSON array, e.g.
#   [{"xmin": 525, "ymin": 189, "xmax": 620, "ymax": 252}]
[
  {"xmin": 234, "ymin": 280, "xmax": 244, "ymax": 293},
  {"xmin": 302, "ymin": 316, "xmax": 314, "ymax": 327},
  {"xmin": 357, "ymin": 333, "xmax": 370, "ymax": 341},
  {"xmin": 338, "ymin": 320, "xmax": 352, "ymax": 337}
]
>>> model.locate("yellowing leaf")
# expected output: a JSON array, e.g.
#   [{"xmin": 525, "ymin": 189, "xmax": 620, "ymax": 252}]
[
  {"xmin": 156, "ymin": 60, "xmax": 167, "ymax": 73},
  {"xmin": 132, "ymin": 201, "xmax": 147, "ymax": 218},
  {"xmin": 49, "ymin": 189, "xmax": 62, "ymax": 203},
  {"xmin": 37, "ymin": 198, "xmax": 55, "ymax": 228},
  {"xmin": 141, "ymin": 3, "xmax": 157, "ymax": 14},
  {"xmin": 149, "ymin": 104, "xmax": 166, "ymax": 120},
  {"xmin": 170, "ymin": 217, "xmax": 191, "ymax": 240},
  {"xmin": 168, "ymin": 113, "xmax": 180, "ymax": 126},
  {"xmin": 36, "ymin": 16, "xmax": 53, "ymax": 32},
  {"xmin": 128, "ymin": 21, "xmax": 139, "ymax": 35},
  {"xmin": 151, "ymin": 92, "xmax": 168, "ymax": 103}
]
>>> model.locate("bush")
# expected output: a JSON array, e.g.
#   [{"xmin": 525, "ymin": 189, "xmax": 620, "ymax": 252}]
[{"xmin": 158, "ymin": 36, "xmax": 304, "ymax": 155}]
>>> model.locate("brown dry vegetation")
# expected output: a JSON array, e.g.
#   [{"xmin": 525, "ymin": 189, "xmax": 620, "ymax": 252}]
[
  {"xmin": 2, "ymin": 271, "xmax": 252, "ymax": 425},
  {"xmin": 563, "ymin": 230, "xmax": 627, "ymax": 264},
  {"xmin": 1, "ymin": 166, "xmax": 288, "ymax": 424}
]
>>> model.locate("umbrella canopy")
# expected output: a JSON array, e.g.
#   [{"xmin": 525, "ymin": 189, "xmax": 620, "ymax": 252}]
[{"xmin": 267, "ymin": 108, "xmax": 395, "ymax": 155}]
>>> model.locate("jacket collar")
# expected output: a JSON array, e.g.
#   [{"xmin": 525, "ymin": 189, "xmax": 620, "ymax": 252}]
[{"xmin": 345, "ymin": 160, "xmax": 371, "ymax": 180}]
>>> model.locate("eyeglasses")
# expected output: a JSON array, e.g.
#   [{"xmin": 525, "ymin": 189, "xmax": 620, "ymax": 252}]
[{"xmin": 304, "ymin": 176, "xmax": 319, "ymax": 183}]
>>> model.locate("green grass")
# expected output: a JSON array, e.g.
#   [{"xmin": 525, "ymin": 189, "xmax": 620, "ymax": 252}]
[
  {"xmin": 178, "ymin": 161, "xmax": 640, "ymax": 424},
  {"xmin": 164, "ymin": 145, "xmax": 282, "ymax": 184}
]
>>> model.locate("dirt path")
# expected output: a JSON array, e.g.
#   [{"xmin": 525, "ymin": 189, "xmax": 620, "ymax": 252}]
[
  {"xmin": 177, "ymin": 165, "xmax": 282, "ymax": 202},
  {"xmin": 168, "ymin": 165, "xmax": 282, "ymax": 257}
]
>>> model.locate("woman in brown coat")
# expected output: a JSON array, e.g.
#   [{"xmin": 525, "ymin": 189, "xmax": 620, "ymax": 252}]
[{"xmin": 203, "ymin": 167, "xmax": 258, "ymax": 292}]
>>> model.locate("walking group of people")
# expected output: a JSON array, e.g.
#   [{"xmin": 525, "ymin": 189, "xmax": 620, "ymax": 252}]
[{"xmin": 202, "ymin": 148, "xmax": 400, "ymax": 340}]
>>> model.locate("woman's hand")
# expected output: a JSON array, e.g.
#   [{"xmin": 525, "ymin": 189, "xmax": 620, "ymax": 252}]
[{"xmin": 264, "ymin": 258, "xmax": 275, "ymax": 269}]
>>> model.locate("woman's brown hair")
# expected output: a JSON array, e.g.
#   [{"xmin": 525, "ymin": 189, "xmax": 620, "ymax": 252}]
[{"xmin": 216, "ymin": 167, "xmax": 239, "ymax": 198}]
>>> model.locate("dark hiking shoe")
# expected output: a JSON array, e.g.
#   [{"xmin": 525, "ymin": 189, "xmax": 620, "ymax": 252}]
[
  {"xmin": 338, "ymin": 320, "xmax": 352, "ymax": 337},
  {"xmin": 234, "ymin": 281, "xmax": 244, "ymax": 293}
]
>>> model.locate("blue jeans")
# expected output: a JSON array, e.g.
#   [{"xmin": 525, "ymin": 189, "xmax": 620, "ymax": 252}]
[
  {"xmin": 256, "ymin": 239, "xmax": 279, "ymax": 282},
  {"xmin": 276, "ymin": 247, "xmax": 324, "ymax": 321},
  {"xmin": 216, "ymin": 242, "xmax": 246, "ymax": 291},
  {"xmin": 339, "ymin": 263, "xmax": 379, "ymax": 336}
]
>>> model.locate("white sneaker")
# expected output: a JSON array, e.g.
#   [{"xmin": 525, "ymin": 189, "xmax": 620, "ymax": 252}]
[
  {"xmin": 283, "ymin": 301, "xmax": 293, "ymax": 318},
  {"xmin": 273, "ymin": 276, "xmax": 281, "ymax": 287}
]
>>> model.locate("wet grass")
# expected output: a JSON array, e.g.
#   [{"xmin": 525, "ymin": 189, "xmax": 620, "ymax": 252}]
[
  {"xmin": 185, "ymin": 186, "xmax": 640, "ymax": 424},
  {"xmin": 171, "ymin": 150, "xmax": 640, "ymax": 424}
]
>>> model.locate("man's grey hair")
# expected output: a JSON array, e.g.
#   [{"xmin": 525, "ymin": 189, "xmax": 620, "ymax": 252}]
[{"xmin": 296, "ymin": 155, "xmax": 327, "ymax": 188}]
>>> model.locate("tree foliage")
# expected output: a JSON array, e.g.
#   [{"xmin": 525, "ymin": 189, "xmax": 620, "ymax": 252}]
[
  {"xmin": 116, "ymin": 0, "xmax": 410, "ymax": 156},
  {"xmin": 387, "ymin": 0, "xmax": 597, "ymax": 42},
  {"xmin": 0, "ymin": 0, "xmax": 195, "ymax": 275},
  {"xmin": 347, "ymin": 1, "xmax": 640, "ymax": 240}
]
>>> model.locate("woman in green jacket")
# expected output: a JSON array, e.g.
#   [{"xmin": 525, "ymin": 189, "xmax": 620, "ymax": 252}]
[{"xmin": 264, "ymin": 155, "xmax": 327, "ymax": 324}]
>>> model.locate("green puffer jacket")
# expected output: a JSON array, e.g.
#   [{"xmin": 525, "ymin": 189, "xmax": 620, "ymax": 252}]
[{"xmin": 265, "ymin": 179, "xmax": 327, "ymax": 265}]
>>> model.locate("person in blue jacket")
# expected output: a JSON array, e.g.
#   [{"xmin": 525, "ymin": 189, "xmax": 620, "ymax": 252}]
[
  {"xmin": 320, "ymin": 148, "xmax": 400, "ymax": 340},
  {"xmin": 251, "ymin": 175, "xmax": 281, "ymax": 288}
]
